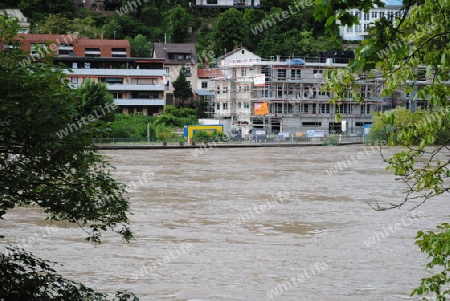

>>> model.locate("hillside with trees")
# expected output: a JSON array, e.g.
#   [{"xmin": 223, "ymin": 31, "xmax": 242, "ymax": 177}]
[{"xmin": 3, "ymin": 0, "xmax": 344, "ymax": 59}]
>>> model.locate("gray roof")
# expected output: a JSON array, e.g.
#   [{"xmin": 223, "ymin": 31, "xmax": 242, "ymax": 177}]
[{"xmin": 153, "ymin": 43, "xmax": 197, "ymax": 65}]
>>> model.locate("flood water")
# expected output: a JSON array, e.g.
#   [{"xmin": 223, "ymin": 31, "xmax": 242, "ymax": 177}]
[{"xmin": 1, "ymin": 145, "xmax": 448, "ymax": 300}]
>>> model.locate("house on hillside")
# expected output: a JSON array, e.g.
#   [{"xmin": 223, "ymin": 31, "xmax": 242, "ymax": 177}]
[
  {"xmin": 0, "ymin": 9, "xmax": 30, "ymax": 33},
  {"xmin": 338, "ymin": 0, "xmax": 403, "ymax": 41},
  {"xmin": 192, "ymin": 0, "xmax": 261, "ymax": 8},
  {"xmin": 153, "ymin": 43, "xmax": 197, "ymax": 106}
]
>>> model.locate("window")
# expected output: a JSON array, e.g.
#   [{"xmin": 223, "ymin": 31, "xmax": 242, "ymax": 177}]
[
  {"xmin": 312, "ymin": 103, "xmax": 317, "ymax": 114},
  {"xmin": 379, "ymin": 12, "xmax": 384, "ymax": 18},
  {"xmin": 238, "ymin": 102, "xmax": 242, "ymax": 109},
  {"xmin": 207, "ymin": 0, "xmax": 218, "ymax": 4},
  {"xmin": 355, "ymin": 25, "xmax": 362, "ymax": 33},
  {"xmin": 182, "ymin": 66, "xmax": 191, "ymax": 77},
  {"xmin": 241, "ymin": 68, "xmax": 246, "ymax": 77},
  {"xmin": 84, "ymin": 47, "xmax": 101, "ymax": 57},
  {"xmin": 355, "ymin": 11, "xmax": 362, "ymax": 20},
  {"xmin": 302, "ymin": 122, "xmax": 321, "ymax": 126},
  {"xmin": 223, "ymin": 86, "xmax": 228, "ymax": 94},
  {"xmin": 319, "ymin": 104, "xmax": 330, "ymax": 114},
  {"xmin": 99, "ymin": 77, "xmax": 123, "ymax": 84},
  {"xmin": 223, "ymin": 102, "xmax": 228, "ymax": 110},
  {"xmin": 336, "ymin": 104, "xmax": 352, "ymax": 114},
  {"xmin": 364, "ymin": 13, "xmax": 369, "ymax": 20},
  {"xmin": 285, "ymin": 103, "xmax": 293, "ymax": 114},
  {"xmin": 277, "ymin": 86, "xmax": 283, "ymax": 98},
  {"xmin": 277, "ymin": 69, "xmax": 287, "ymax": 80},
  {"xmin": 71, "ymin": 77, "xmax": 78, "ymax": 84},
  {"xmin": 58, "ymin": 44, "xmax": 73, "ymax": 56},
  {"xmin": 201, "ymin": 81, "xmax": 208, "ymax": 88},
  {"xmin": 291, "ymin": 69, "xmax": 301, "ymax": 80},
  {"xmin": 216, "ymin": 86, "xmax": 220, "ymax": 94},
  {"xmin": 216, "ymin": 103, "xmax": 220, "ymax": 110},
  {"xmin": 112, "ymin": 48, "xmax": 127, "ymax": 57},
  {"xmin": 164, "ymin": 67, "xmax": 169, "ymax": 74},
  {"xmin": 244, "ymin": 102, "xmax": 250, "ymax": 109},
  {"xmin": 364, "ymin": 24, "xmax": 370, "ymax": 32},
  {"xmin": 346, "ymin": 25, "xmax": 354, "ymax": 33},
  {"xmin": 301, "ymin": 104, "xmax": 309, "ymax": 113},
  {"xmin": 111, "ymin": 92, "xmax": 123, "ymax": 99},
  {"xmin": 244, "ymin": 85, "xmax": 250, "ymax": 91},
  {"xmin": 371, "ymin": 12, "xmax": 377, "ymax": 18},
  {"xmin": 31, "ymin": 43, "xmax": 46, "ymax": 56},
  {"xmin": 232, "ymin": 69, "xmax": 237, "ymax": 78},
  {"xmin": 313, "ymin": 69, "xmax": 323, "ymax": 74}
]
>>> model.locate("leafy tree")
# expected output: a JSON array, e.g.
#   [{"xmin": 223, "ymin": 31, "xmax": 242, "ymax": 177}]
[
  {"xmin": 315, "ymin": 0, "xmax": 450, "ymax": 299},
  {"xmin": 127, "ymin": 34, "xmax": 152, "ymax": 57},
  {"xmin": 0, "ymin": 16, "xmax": 135, "ymax": 299},
  {"xmin": 71, "ymin": 16, "xmax": 101, "ymax": 38},
  {"xmin": 102, "ymin": 18, "xmax": 122, "ymax": 39},
  {"xmin": 172, "ymin": 71, "xmax": 193, "ymax": 106},
  {"xmin": 154, "ymin": 105, "xmax": 197, "ymax": 127},
  {"xmin": 38, "ymin": 13, "xmax": 72, "ymax": 34},
  {"xmin": 164, "ymin": 5, "xmax": 191, "ymax": 43},
  {"xmin": 18, "ymin": 0, "xmax": 75, "ymax": 19},
  {"xmin": 212, "ymin": 8, "xmax": 249, "ymax": 55}
]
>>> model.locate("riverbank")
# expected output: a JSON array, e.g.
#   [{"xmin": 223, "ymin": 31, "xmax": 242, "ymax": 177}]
[{"xmin": 96, "ymin": 140, "xmax": 364, "ymax": 150}]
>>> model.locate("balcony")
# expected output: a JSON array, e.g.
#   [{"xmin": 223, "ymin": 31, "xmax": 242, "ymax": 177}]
[
  {"xmin": 107, "ymin": 84, "xmax": 165, "ymax": 91},
  {"xmin": 115, "ymin": 98, "xmax": 165, "ymax": 106},
  {"xmin": 64, "ymin": 69, "xmax": 166, "ymax": 77}
]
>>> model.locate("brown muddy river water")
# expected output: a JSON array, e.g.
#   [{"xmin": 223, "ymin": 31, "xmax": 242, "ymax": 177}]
[{"xmin": 1, "ymin": 145, "xmax": 448, "ymax": 300}]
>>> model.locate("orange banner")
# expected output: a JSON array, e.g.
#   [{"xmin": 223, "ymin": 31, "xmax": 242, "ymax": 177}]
[{"xmin": 254, "ymin": 102, "xmax": 268, "ymax": 115}]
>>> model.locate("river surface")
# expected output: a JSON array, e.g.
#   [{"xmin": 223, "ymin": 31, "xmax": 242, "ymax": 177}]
[{"xmin": 1, "ymin": 145, "xmax": 448, "ymax": 301}]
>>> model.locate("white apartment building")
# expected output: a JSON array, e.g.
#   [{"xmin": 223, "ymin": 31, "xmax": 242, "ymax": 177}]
[{"xmin": 339, "ymin": 0, "xmax": 403, "ymax": 40}]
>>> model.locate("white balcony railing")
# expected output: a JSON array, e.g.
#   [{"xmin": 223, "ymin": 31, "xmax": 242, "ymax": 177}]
[
  {"xmin": 64, "ymin": 69, "xmax": 166, "ymax": 77},
  {"xmin": 107, "ymin": 84, "xmax": 165, "ymax": 91},
  {"xmin": 115, "ymin": 98, "xmax": 165, "ymax": 106}
]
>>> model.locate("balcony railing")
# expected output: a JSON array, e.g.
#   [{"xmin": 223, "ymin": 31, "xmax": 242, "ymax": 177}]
[
  {"xmin": 64, "ymin": 69, "xmax": 166, "ymax": 77},
  {"xmin": 107, "ymin": 84, "xmax": 165, "ymax": 91},
  {"xmin": 114, "ymin": 98, "xmax": 165, "ymax": 106}
]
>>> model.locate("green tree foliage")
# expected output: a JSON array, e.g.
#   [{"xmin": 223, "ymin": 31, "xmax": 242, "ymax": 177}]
[
  {"xmin": 164, "ymin": 5, "xmax": 191, "ymax": 43},
  {"xmin": 102, "ymin": 18, "xmax": 123, "ymax": 39},
  {"xmin": 18, "ymin": 0, "xmax": 75, "ymax": 20},
  {"xmin": 71, "ymin": 16, "xmax": 101, "ymax": 38},
  {"xmin": 0, "ymin": 247, "xmax": 137, "ymax": 301},
  {"xmin": 127, "ymin": 34, "xmax": 152, "ymax": 57},
  {"xmin": 315, "ymin": 0, "xmax": 450, "ymax": 299},
  {"xmin": 172, "ymin": 71, "xmax": 193, "ymax": 105},
  {"xmin": 153, "ymin": 105, "xmax": 197, "ymax": 127},
  {"xmin": 38, "ymin": 13, "xmax": 72, "ymax": 34},
  {"xmin": 212, "ymin": 8, "xmax": 249, "ymax": 54},
  {"xmin": 0, "ymin": 16, "xmax": 135, "ymax": 299}
]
